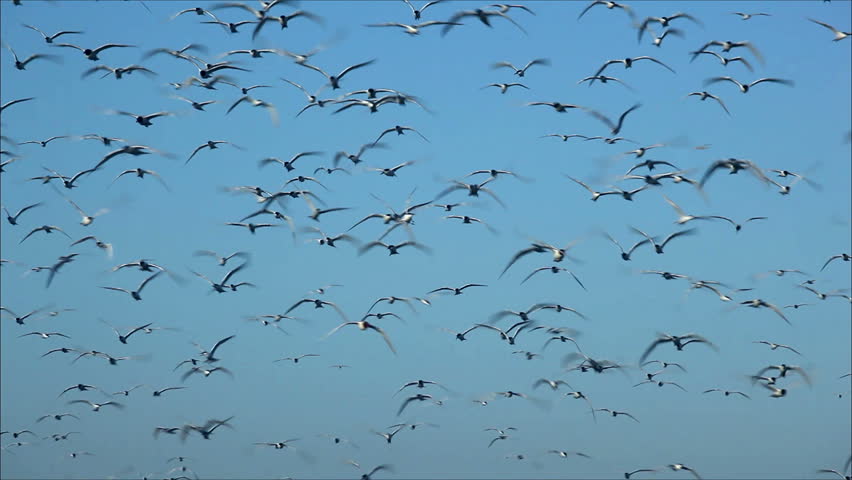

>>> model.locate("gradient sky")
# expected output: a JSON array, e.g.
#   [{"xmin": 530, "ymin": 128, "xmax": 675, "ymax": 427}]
[{"xmin": 1, "ymin": 1, "xmax": 850, "ymax": 479}]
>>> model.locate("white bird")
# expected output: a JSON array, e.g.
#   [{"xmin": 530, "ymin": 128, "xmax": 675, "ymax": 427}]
[
  {"xmin": 325, "ymin": 320, "xmax": 397, "ymax": 355},
  {"xmin": 808, "ymin": 18, "xmax": 850, "ymax": 41}
]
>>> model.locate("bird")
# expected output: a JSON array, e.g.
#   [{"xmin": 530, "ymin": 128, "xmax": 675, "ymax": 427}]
[
  {"xmin": 691, "ymin": 40, "xmax": 764, "ymax": 64},
  {"xmin": 300, "ymin": 59, "xmax": 376, "ymax": 90},
  {"xmin": 372, "ymin": 425, "xmax": 406, "ymax": 444},
  {"xmin": 22, "ymin": 24, "xmax": 83, "ymax": 43},
  {"xmin": 3, "ymin": 202, "xmax": 42, "ymax": 225},
  {"xmin": 359, "ymin": 241, "xmax": 431, "ymax": 256},
  {"xmin": 19, "ymin": 135, "xmax": 68, "ymax": 148},
  {"xmin": 584, "ymin": 103, "xmax": 642, "ymax": 135},
  {"xmin": 103, "ymin": 320, "xmax": 153, "ymax": 344},
  {"xmin": 690, "ymin": 50, "xmax": 753, "ymax": 71},
  {"xmin": 593, "ymin": 56, "xmax": 674, "ymax": 80},
  {"xmin": 567, "ymin": 176, "xmax": 620, "ymax": 202},
  {"xmin": 520, "ymin": 266, "xmax": 586, "ymax": 290},
  {"xmin": 368, "ymin": 160, "xmax": 417, "ymax": 177},
  {"xmin": 66, "ymin": 198, "xmax": 108, "ymax": 227},
  {"xmin": 442, "ymin": 8, "xmax": 528, "ymax": 35},
  {"xmin": 732, "ymin": 12, "xmax": 771, "ymax": 20},
  {"xmin": 821, "ymin": 253, "xmax": 850, "ymax": 271},
  {"xmin": 373, "ymin": 125, "xmax": 429, "ymax": 146},
  {"xmin": 808, "ymin": 18, "xmax": 851, "ymax": 41},
  {"xmin": 274, "ymin": 354, "xmax": 320, "ymax": 364},
  {"xmin": 594, "ymin": 408, "xmax": 639, "ymax": 422},
  {"xmin": 483, "ymin": 82, "xmax": 529, "ymax": 94},
  {"xmin": 624, "ymin": 469, "xmax": 657, "ymax": 479},
  {"xmin": 285, "ymin": 298, "xmax": 348, "ymax": 321},
  {"xmin": 111, "ymin": 168, "xmax": 170, "ymax": 191},
  {"xmin": 186, "ymin": 140, "xmax": 240, "ymax": 164},
  {"xmin": 492, "ymin": 58, "xmax": 550, "ymax": 77},
  {"xmin": 578, "ymin": 1, "xmax": 634, "ymax": 20},
  {"xmin": 187, "ymin": 336, "xmax": 236, "ymax": 366},
  {"xmin": 193, "ymin": 250, "xmax": 250, "ymax": 266},
  {"xmin": 428, "ymin": 284, "xmax": 487, "ymax": 295},
  {"xmin": 67, "ymin": 400, "xmax": 124, "ymax": 412},
  {"xmin": 19, "ymin": 225, "xmax": 71, "ymax": 244},
  {"xmin": 686, "ymin": 91, "xmax": 731, "ymax": 115},
  {"xmin": 82, "ymin": 64, "xmax": 156, "ymax": 80},
  {"xmin": 442, "ymin": 325, "xmax": 480, "ymax": 341},
  {"xmin": 54, "ymin": 42, "xmax": 135, "ymax": 61},
  {"xmin": 360, "ymin": 464, "xmax": 393, "ymax": 480},
  {"xmin": 526, "ymin": 101, "xmax": 585, "ymax": 113},
  {"xmin": 366, "ymin": 21, "xmax": 461, "ymax": 35},
  {"xmin": 152, "ymin": 387, "xmax": 186, "ymax": 397},
  {"xmin": 668, "ymin": 463, "xmax": 702, "ymax": 479},
  {"xmin": 703, "ymin": 389, "xmax": 750, "ymax": 399},
  {"xmin": 630, "ymin": 227, "xmax": 696, "ymax": 254},
  {"xmin": 112, "ymin": 110, "xmax": 174, "ymax": 127},
  {"xmin": 259, "ymin": 152, "xmax": 324, "ymax": 172},
  {"xmin": 18, "ymin": 331, "xmax": 71, "ymax": 340},
  {"xmin": 326, "ymin": 320, "xmax": 397, "ymax": 354},
  {"xmin": 191, "ymin": 263, "xmax": 249, "ymax": 293},
  {"xmin": 578, "ymin": 75, "xmax": 635, "ymax": 90},
  {"xmin": 739, "ymin": 299, "xmax": 791, "ymax": 325},
  {"xmin": 639, "ymin": 333, "xmax": 718, "ymax": 364},
  {"xmin": 402, "ymin": 0, "xmax": 445, "ymax": 20},
  {"xmin": 704, "ymin": 76, "xmax": 794, "ymax": 93},
  {"xmin": 101, "ymin": 272, "xmax": 162, "ymax": 301},
  {"xmin": 397, "ymin": 393, "xmax": 438, "ymax": 416},
  {"xmin": 605, "ymin": 233, "xmax": 651, "ymax": 261},
  {"xmin": 548, "ymin": 450, "xmax": 592, "ymax": 459},
  {"xmin": 181, "ymin": 366, "xmax": 234, "ymax": 382},
  {"xmin": 226, "ymin": 96, "xmax": 279, "ymax": 126}
]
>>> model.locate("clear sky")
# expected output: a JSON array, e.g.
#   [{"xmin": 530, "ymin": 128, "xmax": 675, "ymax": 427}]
[{"xmin": 1, "ymin": 1, "xmax": 850, "ymax": 479}]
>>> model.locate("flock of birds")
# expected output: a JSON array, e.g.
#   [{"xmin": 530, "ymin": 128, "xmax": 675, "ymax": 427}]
[{"xmin": 0, "ymin": 1, "xmax": 851, "ymax": 479}]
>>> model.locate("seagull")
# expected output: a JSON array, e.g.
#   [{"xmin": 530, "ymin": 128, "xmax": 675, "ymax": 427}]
[
  {"xmin": 194, "ymin": 250, "xmax": 250, "ymax": 266},
  {"xmin": 441, "ymin": 7, "xmax": 528, "ymax": 36},
  {"xmin": 637, "ymin": 12, "xmax": 702, "ymax": 41},
  {"xmin": 740, "ymin": 299, "xmax": 791, "ymax": 325},
  {"xmin": 693, "ymin": 40, "xmax": 764, "ymax": 63},
  {"xmin": 703, "ymin": 389, "xmax": 751, "ymax": 399},
  {"xmin": 593, "ymin": 56, "xmax": 674, "ymax": 80},
  {"xmin": 260, "ymin": 152, "xmax": 324, "ymax": 172},
  {"xmin": 300, "ymin": 59, "xmax": 376, "ymax": 90},
  {"xmin": 66, "ymin": 198, "xmax": 108, "ymax": 226},
  {"xmin": 19, "ymin": 225, "xmax": 71, "ymax": 244},
  {"xmin": 526, "ymin": 101, "xmax": 585, "ymax": 113},
  {"xmin": 36, "ymin": 413, "xmax": 79, "ymax": 422},
  {"xmin": 428, "ymin": 284, "xmax": 487, "ymax": 295},
  {"xmin": 567, "ymin": 176, "xmax": 620, "ymax": 201},
  {"xmin": 808, "ymin": 18, "xmax": 851, "ymax": 41},
  {"xmin": 23, "ymin": 24, "xmax": 83, "ymax": 43},
  {"xmin": 360, "ymin": 241, "xmax": 431, "ymax": 256},
  {"xmin": 639, "ymin": 333, "xmax": 717, "ymax": 364},
  {"xmin": 326, "ymin": 320, "xmax": 396, "ymax": 354},
  {"xmin": 492, "ymin": 58, "xmax": 550, "ymax": 77},
  {"xmin": 533, "ymin": 379, "xmax": 572, "ymax": 390},
  {"xmin": 19, "ymin": 136, "xmax": 68, "ymax": 147},
  {"xmin": 366, "ymin": 21, "xmax": 460, "ymax": 35},
  {"xmin": 373, "ymin": 125, "xmax": 429, "ymax": 146},
  {"xmin": 181, "ymin": 417, "xmax": 235, "ymax": 440},
  {"xmin": 442, "ymin": 325, "xmax": 480, "ymax": 341},
  {"xmin": 604, "ymin": 233, "xmax": 650, "ymax": 261},
  {"xmin": 668, "ymin": 463, "xmax": 702, "ymax": 479},
  {"xmin": 112, "ymin": 110, "xmax": 174, "ymax": 127},
  {"xmin": 594, "ymin": 408, "xmax": 639, "ymax": 422},
  {"xmin": 633, "ymin": 380, "xmax": 688, "ymax": 391},
  {"xmin": 191, "ymin": 263, "xmax": 248, "ymax": 293},
  {"xmin": 626, "ymin": 159, "xmax": 677, "ymax": 173},
  {"xmin": 549, "ymin": 450, "xmax": 592, "ymax": 459},
  {"xmin": 691, "ymin": 50, "xmax": 753, "ymax": 71},
  {"xmin": 578, "ymin": 75, "xmax": 635, "ymax": 90},
  {"xmin": 82, "ymin": 64, "xmax": 156, "ymax": 80},
  {"xmin": 226, "ymin": 96, "xmax": 279, "ymax": 126},
  {"xmin": 285, "ymin": 298, "xmax": 348, "ymax": 321},
  {"xmin": 541, "ymin": 133, "xmax": 590, "ymax": 142},
  {"xmin": 186, "ymin": 140, "xmax": 240, "ymax": 164},
  {"xmin": 18, "ymin": 331, "xmax": 70, "ymax": 340},
  {"xmin": 483, "ymin": 82, "xmax": 529, "ymax": 94},
  {"xmin": 520, "ymin": 266, "xmax": 586, "ymax": 290},
  {"xmin": 699, "ymin": 158, "xmax": 770, "ymax": 187},
  {"xmin": 152, "ymin": 387, "xmax": 186, "ymax": 397},
  {"xmin": 254, "ymin": 439, "xmax": 301, "ymax": 449},
  {"xmin": 372, "ymin": 425, "xmax": 406, "ymax": 444},
  {"xmin": 111, "ymin": 168, "xmax": 170, "ymax": 191},
  {"xmin": 732, "ymin": 12, "xmax": 771, "ymax": 20},
  {"xmin": 630, "ymin": 227, "xmax": 696, "ymax": 254},
  {"xmin": 225, "ymin": 222, "xmax": 279, "ymax": 234},
  {"xmin": 578, "ymin": 1, "xmax": 634, "ymax": 20},
  {"xmin": 334, "ymin": 143, "xmax": 387, "ymax": 166},
  {"xmin": 101, "ymin": 272, "xmax": 162, "ymax": 301},
  {"xmin": 820, "ymin": 253, "xmax": 850, "ymax": 271},
  {"xmin": 646, "ymin": 28, "xmax": 684, "ymax": 47},
  {"xmin": 103, "ymin": 320, "xmax": 153, "ymax": 344},
  {"xmin": 274, "ymin": 354, "xmax": 320, "ymax": 364},
  {"xmin": 67, "ymin": 400, "xmax": 124, "ymax": 412},
  {"xmin": 584, "ymin": 103, "xmax": 642, "ymax": 135},
  {"xmin": 40, "ymin": 166, "xmax": 97, "ymax": 189},
  {"xmin": 401, "ymin": 0, "xmax": 446, "ymax": 20},
  {"xmin": 369, "ymin": 160, "xmax": 417, "ymax": 177},
  {"xmin": 500, "ymin": 239, "xmax": 580, "ymax": 278},
  {"xmin": 4, "ymin": 202, "xmax": 42, "ymax": 225},
  {"xmin": 54, "ymin": 42, "xmax": 135, "ymax": 61},
  {"xmin": 624, "ymin": 469, "xmax": 657, "ymax": 479},
  {"xmin": 704, "ymin": 76, "xmax": 794, "ymax": 93},
  {"xmin": 181, "ymin": 366, "xmax": 234, "ymax": 382},
  {"xmin": 685, "ymin": 91, "xmax": 731, "ymax": 115}
]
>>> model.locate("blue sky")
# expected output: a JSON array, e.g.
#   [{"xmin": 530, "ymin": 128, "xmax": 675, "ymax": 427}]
[{"xmin": 1, "ymin": 1, "xmax": 850, "ymax": 479}]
